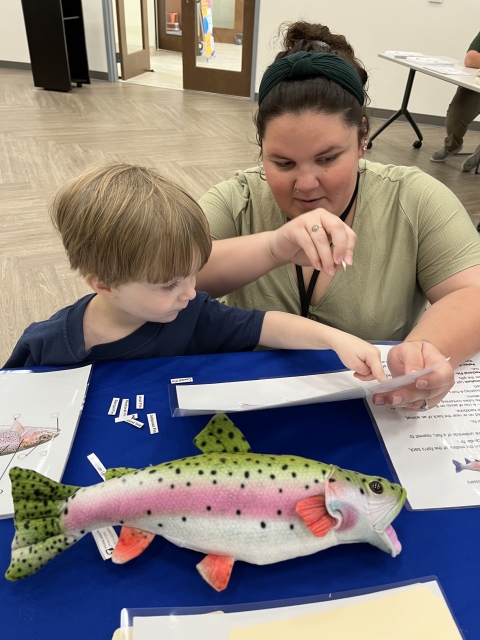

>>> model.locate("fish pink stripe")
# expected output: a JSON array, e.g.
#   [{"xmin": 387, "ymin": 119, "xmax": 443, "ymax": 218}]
[{"xmin": 64, "ymin": 481, "xmax": 325, "ymax": 530}]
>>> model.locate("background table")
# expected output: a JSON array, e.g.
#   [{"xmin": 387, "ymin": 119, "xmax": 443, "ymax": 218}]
[
  {"xmin": 369, "ymin": 53, "xmax": 480, "ymax": 154},
  {"xmin": 1, "ymin": 349, "xmax": 478, "ymax": 639}
]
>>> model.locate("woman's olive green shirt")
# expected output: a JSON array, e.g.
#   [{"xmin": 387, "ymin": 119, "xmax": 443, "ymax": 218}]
[{"xmin": 199, "ymin": 161, "xmax": 480, "ymax": 341}]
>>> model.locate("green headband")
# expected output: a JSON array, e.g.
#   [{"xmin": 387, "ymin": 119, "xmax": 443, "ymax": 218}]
[{"xmin": 258, "ymin": 51, "xmax": 365, "ymax": 106}]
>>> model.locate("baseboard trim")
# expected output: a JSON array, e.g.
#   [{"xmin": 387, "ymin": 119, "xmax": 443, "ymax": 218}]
[
  {"xmin": 252, "ymin": 93, "xmax": 480, "ymax": 132},
  {"xmin": 0, "ymin": 60, "xmax": 109, "ymax": 82}
]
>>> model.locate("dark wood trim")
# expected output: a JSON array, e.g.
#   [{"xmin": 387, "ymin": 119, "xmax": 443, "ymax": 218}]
[
  {"xmin": 157, "ymin": 0, "xmax": 183, "ymax": 52},
  {"xmin": 115, "ymin": 0, "xmax": 151, "ymax": 80}
]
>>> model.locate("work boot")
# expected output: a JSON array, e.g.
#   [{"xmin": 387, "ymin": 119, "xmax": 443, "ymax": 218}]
[
  {"xmin": 430, "ymin": 144, "xmax": 463, "ymax": 162},
  {"xmin": 461, "ymin": 145, "xmax": 480, "ymax": 173}
]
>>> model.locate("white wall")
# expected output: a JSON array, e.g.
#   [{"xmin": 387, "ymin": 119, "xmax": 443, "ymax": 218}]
[
  {"xmin": 0, "ymin": 0, "xmax": 107, "ymax": 73},
  {"xmin": 255, "ymin": 0, "xmax": 480, "ymax": 118}
]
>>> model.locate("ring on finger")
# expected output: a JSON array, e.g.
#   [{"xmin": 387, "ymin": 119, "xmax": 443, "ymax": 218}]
[
  {"xmin": 311, "ymin": 224, "xmax": 322, "ymax": 233},
  {"xmin": 419, "ymin": 398, "xmax": 429, "ymax": 411}
]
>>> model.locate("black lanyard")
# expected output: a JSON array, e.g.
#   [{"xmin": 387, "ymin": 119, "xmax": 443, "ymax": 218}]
[{"xmin": 296, "ymin": 173, "xmax": 360, "ymax": 318}]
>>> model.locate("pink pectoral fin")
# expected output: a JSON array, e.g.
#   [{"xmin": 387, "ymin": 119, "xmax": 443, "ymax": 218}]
[
  {"xmin": 295, "ymin": 494, "xmax": 335, "ymax": 537},
  {"xmin": 196, "ymin": 554, "xmax": 235, "ymax": 592},
  {"xmin": 111, "ymin": 527, "xmax": 155, "ymax": 564}
]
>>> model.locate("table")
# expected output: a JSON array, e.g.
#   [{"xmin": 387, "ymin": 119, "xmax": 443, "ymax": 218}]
[
  {"xmin": 370, "ymin": 53, "xmax": 480, "ymax": 156},
  {"xmin": 1, "ymin": 349, "xmax": 478, "ymax": 639}
]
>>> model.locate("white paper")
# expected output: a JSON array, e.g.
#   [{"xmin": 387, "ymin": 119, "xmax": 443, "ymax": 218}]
[
  {"xmin": 132, "ymin": 581, "xmax": 445, "ymax": 640},
  {"xmin": 368, "ymin": 346, "xmax": 480, "ymax": 510},
  {"xmin": 172, "ymin": 359, "xmax": 445, "ymax": 416},
  {"xmin": 0, "ymin": 366, "xmax": 92, "ymax": 519},
  {"xmin": 405, "ymin": 56, "xmax": 450, "ymax": 66},
  {"xmin": 423, "ymin": 66, "xmax": 470, "ymax": 76},
  {"xmin": 384, "ymin": 51, "xmax": 423, "ymax": 58}
]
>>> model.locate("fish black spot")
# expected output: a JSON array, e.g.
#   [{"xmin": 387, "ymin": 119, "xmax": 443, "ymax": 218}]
[
  {"xmin": 305, "ymin": 485, "xmax": 309, "ymax": 490},
  {"xmin": 216, "ymin": 440, "xmax": 221, "ymax": 444},
  {"xmin": 244, "ymin": 471, "xmax": 249, "ymax": 479},
  {"xmin": 247, "ymin": 448, "xmax": 252, "ymax": 453},
  {"xmin": 240, "ymin": 484, "xmax": 245, "ymax": 489},
  {"xmin": 24, "ymin": 522, "xmax": 29, "ymax": 530},
  {"xmin": 63, "ymin": 508, "xmax": 68, "ymax": 515},
  {"xmin": 282, "ymin": 464, "xmax": 288, "ymax": 470},
  {"xmin": 186, "ymin": 462, "xmax": 190, "ymax": 466},
  {"xmin": 277, "ymin": 510, "xmax": 282, "ymax": 515},
  {"xmin": 234, "ymin": 447, "xmax": 239, "ymax": 452},
  {"xmin": 258, "ymin": 469, "xmax": 262, "ymax": 473},
  {"xmin": 176, "ymin": 469, "xmax": 181, "ymax": 474},
  {"xmin": 228, "ymin": 432, "xmax": 234, "ymax": 439},
  {"xmin": 80, "ymin": 530, "xmax": 85, "ymax": 534},
  {"xmin": 206, "ymin": 506, "xmax": 211, "ymax": 511},
  {"xmin": 292, "ymin": 472, "xmax": 296, "ymax": 478},
  {"xmin": 270, "ymin": 474, "xmax": 276, "ymax": 479},
  {"xmin": 211, "ymin": 470, "xmax": 217, "ymax": 475},
  {"xmin": 212, "ymin": 480, "xmax": 217, "ymax": 484},
  {"xmin": 322, "ymin": 469, "xmax": 326, "ymax": 475},
  {"xmin": 182, "ymin": 517, "xmax": 187, "ymax": 522},
  {"xmin": 346, "ymin": 477, "xmax": 351, "ymax": 482},
  {"xmin": 290, "ymin": 524, "xmax": 294, "ymax": 530},
  {"xmin": 201, "ymin": 441, "xmax": 206, "ymax": 447},
  {"xmin": 217, "ymin": 428, "xmax": 223, "ymax": 434},
  {"xmin": 360, "ymin": 488, "xmax": 365, "ymax": 495},
  {"xmin": 198, "ymin": 470, "xmax": 204, "ymax": 475},
  {"xmin": 220, "ymin": 458, "xmax": 226, "ymax": 463},
  {"xmin": 158, "ymin": 523, "xmax": 163, "ymax": 527},
  {"xmin": 149, "ymin": 469, "xmax": 156, "ymax": 474},
  {"xmin": 139, "ymin": 481, "xmax": 143, "ymax": 486},
  {"xmin": 246, "ymin": 458, "xmax": 252, "ymax": 461},
  {"xmin": 228, "ymin": 472, "xmax": 233, "ymax": 476},
  {"xmin": 362, "ymin": 478, "xmax": 367, "ymax": 483},
  {"xmin": 122, "ymin": 479, "xmax": 126, "ymax": 483},
  {"xmin": 314, "ymin": 479, "xmax": 319, "ymax": 483},
  {"xmin": 119, "ymin": 520, "xmax": 124, "ymax": 525},
  {"xmin": 260, "ymin": 522, "xmax": 266, "ymax": 528},
  {"xmin": 328, "ymin": 478, "xmax": 336, "ymax": 483},
  {"xmin": 186, "ymin": 482, "xmax": 191, "ymax": 487},
  {"xmin": 158, "ymin": 478, "xmax": 163, "ymax": 483},
  {"xmin": 34, "ymin": 490, "xmax": 41, "ymax": 497},
  {"xmin": 305, "ymin": 464, "xmax": 310, "ymax": 467},
  {"xmin": 147, "ymin": 510, "xmax": 151, "ymax": 515},
  {"xmin": 255, "ymin": 460, "xmax": 260, "ymax": 464},
  {"xmin": 233, "ymin": 460, "xmax": 238, "ymax": 465},
  {"xmin": 279, "ymin": 488, "xmax": 283, "ymax": 493},
  {"xmin": 170, "ymin": 484, "xmax": 175, "ymax": 489},
  {"xmin": 211, "ymin": 419, "xmax": 216, "ymax": 424}
]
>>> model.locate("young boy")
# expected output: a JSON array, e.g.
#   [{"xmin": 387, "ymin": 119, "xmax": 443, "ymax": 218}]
[{"xmin": 4, "ymin": 164, "xmax": 385, "ymax": 382}]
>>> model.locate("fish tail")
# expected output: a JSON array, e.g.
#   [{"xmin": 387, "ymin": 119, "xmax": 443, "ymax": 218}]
[
  {"xmin": 5, "ymin": 467, "xmax": 80, "ymax": 581},
  {"xmin": 452, "ymin": 460, "xmax": 463, "ymax": 474}
]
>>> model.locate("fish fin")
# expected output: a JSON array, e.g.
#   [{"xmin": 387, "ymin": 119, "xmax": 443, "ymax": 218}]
[
  {"xmin": 196, "ymin": 554, "xmax": 235, "ymax": 592},
  {"xmin": 12, "ymin": 419, "xmax": 24, "ymax": 434},
  {"xmin": 105, "ymin": 467, "xmax": 138, "ymax": 481},
  {"xmin": 453, "ymin": 460, "xmax": 463, "ymax": 473},
  {"xmin": 111, "ymin": 527, "xmax": 155, "ymax": 564},
  {"xmin": 295, "ymin": 494, "xmax": 335, "ymax": 537},
  {"xmin": 5, "ymin": 467, "xmax": 80, "ymax": 581},
  {"xmin": 193, "ymin": 414, "xmax": 251, "ymax": 454},
  {"xmin": 465, "ymin": 458, "xmax": 473, "ymax": 465}
]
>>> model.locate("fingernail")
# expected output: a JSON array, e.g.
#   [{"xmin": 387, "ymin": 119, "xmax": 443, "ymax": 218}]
[
  {"xmin": 416, "ymin": 380, "xmax": 428, "ymax": 388},
  {"xmin": 392, "ymin": 396, "xmax": 402, "ymax": 406},
  {"xmin": 373, "ymin": 397, "xmax": 385, "ymax": 405},
  {"xmin": 345, "ymin": 255, "xmax": 353, "ymax": 266},
  {"xmin": 328, "ymin": 267, "xmax": 336, "ymax": 276},
  {"xmin": 335, "ymin": 255, "xmax": 344, "ymax": 265}
]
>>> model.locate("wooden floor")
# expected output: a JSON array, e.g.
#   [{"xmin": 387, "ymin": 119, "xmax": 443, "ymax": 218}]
[{"xmin": 0, "ymin": 67, "xmax": 479, "ymax": 365}]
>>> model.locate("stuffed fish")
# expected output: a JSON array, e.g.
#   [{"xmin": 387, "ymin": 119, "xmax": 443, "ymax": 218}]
[
  {"xmin": 0, "ymin": 419, "xmax": 59, "ymax": 456},
  {"xmin": 453, "ymin": 458, "xmax": 480, "ymax": 473},
  {"xmin": 5, "ymin": 415, "xmax": 406, "ymax": 591}
]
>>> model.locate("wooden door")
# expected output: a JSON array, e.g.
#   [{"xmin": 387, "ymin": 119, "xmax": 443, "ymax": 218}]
[
  {"xmin": 181, "ymin": 0, "xmax": 255, "ymax": 98},
  {"xmin": 157, "ymin": 0, "xmax": 183, "ymax": 52},
  {"xmin": 115, "ymin": 0, "xmax": 151, "ymax": 80}
]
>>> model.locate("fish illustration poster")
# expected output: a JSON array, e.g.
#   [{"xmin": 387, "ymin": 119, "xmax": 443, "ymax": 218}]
[
  {"xmin": 0, "ymin": 365, "xmax": 92, "ymax": 518},
  {"xmin": 367, "ymin": 346, "xmax": 480, "ymax": 510}
]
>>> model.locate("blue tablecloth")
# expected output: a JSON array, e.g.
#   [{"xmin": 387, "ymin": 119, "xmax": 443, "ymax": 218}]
[{"xmin": 0, "ymin": 350, "xmax": 476, "ymax": 639}]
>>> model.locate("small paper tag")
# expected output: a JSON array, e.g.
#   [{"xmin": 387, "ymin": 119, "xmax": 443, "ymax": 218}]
[
  {"xmin": 147, "ymin": 413, "xmax": 159, "ymax": 434},
  {"xmin": 124, "ymin": 417, "xmax": 144, "ymax": 428},
  {"xmin": 114, "ymin": 413, "xmax": 138, "ymax": 423},
  {"xmin": 120, "ymin": 399, "xmax": 129, "ymax": 417},
  {"xmin": 87, "ymin": 453, "xmax": 107, "ymax": 480},
  {"xmin": 90, "ymin": 527, "xmax": 119, "ymax": 561},
  {"xmin": 108, "ymin": 397, "xmax": 120, "ymax": 416},
  {"xmin": 136, "ymin": 394, "xmax": 144, "ymax": 409},
  {"xmin": 170, "ymin": 377, "xmax": 193, "ymax": 384}
]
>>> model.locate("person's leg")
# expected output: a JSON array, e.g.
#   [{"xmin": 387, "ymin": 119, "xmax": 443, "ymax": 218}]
[{"xmin": 445, "ymin": 87, "xmax": 480, "ymax": 151}]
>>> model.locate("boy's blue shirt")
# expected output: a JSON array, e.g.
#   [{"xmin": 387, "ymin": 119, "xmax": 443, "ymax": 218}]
[{"xmin": 4, "ymin": 293, "xmax": 266, "ymax": 368}]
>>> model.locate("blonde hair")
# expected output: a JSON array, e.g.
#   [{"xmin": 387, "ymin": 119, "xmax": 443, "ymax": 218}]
[{"xmin": 50, "ymin": 164, "xmax": 212, "ymax": 287}]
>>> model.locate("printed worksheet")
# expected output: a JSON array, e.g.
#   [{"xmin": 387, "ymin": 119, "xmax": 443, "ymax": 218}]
[{"xmin": 367, "ymin": 346, "xmax": 480, "ymax": 510}]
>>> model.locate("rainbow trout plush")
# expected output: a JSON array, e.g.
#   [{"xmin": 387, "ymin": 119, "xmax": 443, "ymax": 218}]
[{"xmin": 5, "ymin": 415, "xmax": 406, "ymax": 591}]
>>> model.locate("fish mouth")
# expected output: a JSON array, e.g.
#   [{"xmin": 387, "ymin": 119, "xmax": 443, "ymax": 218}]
[{"xmin": 374, "ymin": 487, "xmax": 407, "ymax": 557}]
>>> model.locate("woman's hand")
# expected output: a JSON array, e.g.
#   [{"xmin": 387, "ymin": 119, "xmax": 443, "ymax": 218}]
[
  {"xmin": 372, "ymin": 341, "xmax": 455, "ymax": 411},
  {"xmin": 269, "ymin": 209, "xmax": 357, "ymax": 276}
]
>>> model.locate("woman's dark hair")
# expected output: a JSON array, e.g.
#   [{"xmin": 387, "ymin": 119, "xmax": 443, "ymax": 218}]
[{"xmin": 255, "ymin": 22, "xmax": 370, "ymax": 150}]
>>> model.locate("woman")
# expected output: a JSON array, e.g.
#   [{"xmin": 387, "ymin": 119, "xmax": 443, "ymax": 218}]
[{"xmin": 196, "ymin": 22, "xmax": 480, "ymax": 412}]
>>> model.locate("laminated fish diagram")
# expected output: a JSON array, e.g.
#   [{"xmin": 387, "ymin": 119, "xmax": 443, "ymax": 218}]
[{"xmin": 0, "ymin": 366, "xmax": 92, "ymax": 518}]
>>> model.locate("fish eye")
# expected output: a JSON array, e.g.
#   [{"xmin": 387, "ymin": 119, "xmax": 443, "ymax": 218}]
[{"xmin": 369, "ymin": 481, "xmax": 383, "ymax": 494}]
